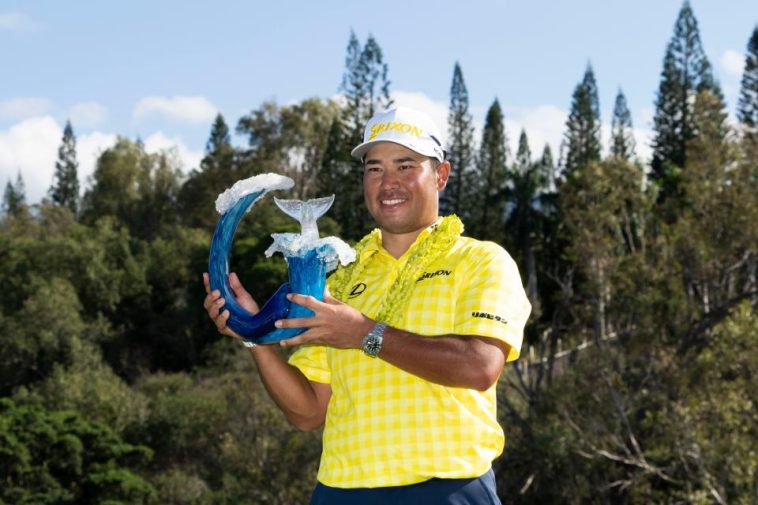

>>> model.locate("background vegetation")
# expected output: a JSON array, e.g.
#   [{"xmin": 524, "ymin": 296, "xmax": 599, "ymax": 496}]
[{"xmin": 1, "ymin": 4, "xmax": 756, "ymax": 503}]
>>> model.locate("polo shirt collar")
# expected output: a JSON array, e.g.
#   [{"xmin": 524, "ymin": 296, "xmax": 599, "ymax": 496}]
[{"xmin": 360, "ymin": 217, "xmax": 445, "ymax": 263}]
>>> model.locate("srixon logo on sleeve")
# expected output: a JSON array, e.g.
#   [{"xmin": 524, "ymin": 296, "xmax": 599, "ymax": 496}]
[{"xmin": 472, "ymin": 311, "xmax": 509, "ymax": 326}]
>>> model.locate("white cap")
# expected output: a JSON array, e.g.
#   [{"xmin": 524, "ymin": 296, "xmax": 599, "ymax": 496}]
[{"xmin": 351, "ymin": 106, "xmax": 446, "ymax": 162}]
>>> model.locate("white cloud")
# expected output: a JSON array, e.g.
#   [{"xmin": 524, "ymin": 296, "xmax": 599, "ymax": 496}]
[
  {"xmin": 0, "ymin": 116, "xmax": 61, "ymax": 203},
  {"xmin": 0, "ymin": 12, "xmax": 40, "ymax": 31},
  {"xmin": 134, "ymin": 96, "xmax": 218, "ymax": 124},
  {"xmin": 0, "ymin": 116, "xmax": 117, "ymax": 204},
  {"xmin": 720, "ymin": 49, "xmax": 745, "ymax": 77},
  {"xmin": 0, "ymin": 97, "xmax": 54, "ymax": 120},
  {"xmin": 143, "ymin": 132, "xmax": 203, "ymax": 173},
  {"xmin": 632, "ymin": 127, "xmax": 654, "ymax": 164},
  {"xmin": 68, "ymin": 101, "xmax": 108, "ymax": 128},
  {"xmin": 638, "ymin": 107, "xmax": 655, "ymax": 129}
]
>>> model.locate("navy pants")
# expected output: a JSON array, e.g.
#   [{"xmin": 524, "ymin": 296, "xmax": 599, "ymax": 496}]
[{"xmin": 309, "ymin": 468, "xmax": 501, "ymax": 505}]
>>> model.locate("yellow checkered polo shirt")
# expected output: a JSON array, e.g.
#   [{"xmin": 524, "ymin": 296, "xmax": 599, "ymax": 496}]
[{"xmin": 288, "ymin": 221, "xmax": 531, "ymax": 488}]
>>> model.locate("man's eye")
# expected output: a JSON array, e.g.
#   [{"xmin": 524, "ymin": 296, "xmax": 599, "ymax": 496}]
[
  {"xmin": 365, "ymin": 166, "xmax": 381, "ymax": 173},
  {"xmin": 399, "ymin": 164, "xmax": 413, "ymax": 170}
]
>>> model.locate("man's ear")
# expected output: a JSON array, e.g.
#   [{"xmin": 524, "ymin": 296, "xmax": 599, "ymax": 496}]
[{"xmin": 436, "ymin": 161, "xmax": 451, "ymax": 191}]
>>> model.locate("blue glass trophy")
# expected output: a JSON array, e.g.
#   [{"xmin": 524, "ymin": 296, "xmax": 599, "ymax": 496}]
[{"xmin": 208, "ymin": 174, "xmax": 354, "ymax": 345}]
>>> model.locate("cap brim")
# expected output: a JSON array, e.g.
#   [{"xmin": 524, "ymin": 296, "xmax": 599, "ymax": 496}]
[{"xmin": 350, "ymin": 140, "xmax": 383, "ymax": 160}]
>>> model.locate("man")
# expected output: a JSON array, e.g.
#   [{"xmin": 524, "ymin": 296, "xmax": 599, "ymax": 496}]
[{"xmin": 203, "ymin": 106, "xmax": 531, "ymax": 504}]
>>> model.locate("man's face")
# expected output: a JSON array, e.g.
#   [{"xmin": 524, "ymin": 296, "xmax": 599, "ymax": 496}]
[{"xmin": 362, "ymin": 142, "xmax": 449, "ymax": 236}]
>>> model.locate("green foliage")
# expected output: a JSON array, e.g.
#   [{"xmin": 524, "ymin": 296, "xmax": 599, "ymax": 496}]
[
  {"xmin": 81, "ymin": 138, "xmax": 182, "ymax": 241},
  {"xmin": 235, "ymin": 98, "xmax": 340, "ymax": 199},
  {"xmin": 132, "ymin": 357, "xmax": 321, "ymax": 504},
  {"xmin": 504, "ymin": 130, "xmax": 554, "ymax": 316},
  {"xmin": 17, "ymin": 337, "xmax": 149, "ymax": 434},
  {"xmin": 737, "ymin": 26, "xmax": 758, "ymax": 154},
  {"xmin": 564, "ymin": 64, "xmax": 602, "ymax": 175},
  {"xmin": 470, "ymin": 99, "xmax": 508, "ymax": 241},
  {"xmin": 340, "ymin": 31, "xmax": 393, "ymax": 145},
  {"xmin": 2, "ymin": 172, "xmax": 27, "ymax": 218},
  {"xmin": 0, "ymin": 277, "xmax": 86, "ymax": 393},
  {"xmin": 0, "ymin": 204, "xmax": 148, "ymax": 320},
  {"xmin": 496, "ymin": 81, "xmax": 756, "ymax": 502},
  {"xmin": 0, "ymin": 398, "xmax": 155, "ymax": 504},
  {"xmin": 442, "ymin": 62, "xmax": 476, "ymax": 216},
  {"xmin": 49, "ymin": 120, "xmax": 80, "ymax": 215},
  {"xmin": 651, "ymin": 1, "xmax": 723, "ymax": 202},
  {"xmin": 610, "ymin": 89, "xmax": 636, "ymax": 160}
]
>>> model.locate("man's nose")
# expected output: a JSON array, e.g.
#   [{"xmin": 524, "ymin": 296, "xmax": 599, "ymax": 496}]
[{"xmin": 380, "ymin": 169, "xmax": 399, "ymax": 188}]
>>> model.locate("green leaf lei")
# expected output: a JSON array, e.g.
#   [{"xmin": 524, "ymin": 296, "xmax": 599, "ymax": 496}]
[{"xmin": 329, "ymin": 215, "xmax": 464, "ymax": 327}]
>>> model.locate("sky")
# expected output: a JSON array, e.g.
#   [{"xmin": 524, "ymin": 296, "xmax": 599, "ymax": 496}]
[{"xmin": 1, "ymin": 0, "xmax": 755, "ymax": 203}]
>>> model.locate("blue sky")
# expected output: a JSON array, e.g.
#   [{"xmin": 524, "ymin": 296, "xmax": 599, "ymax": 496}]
[{"xmin": 1, "ymin": 0, "xmax": 755, "ymax": 203}]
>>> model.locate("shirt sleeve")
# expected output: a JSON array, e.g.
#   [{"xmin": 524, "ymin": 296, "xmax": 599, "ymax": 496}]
[
  {"xmin": 453, "ymin": 242, "xmax": 531, "ymax": 362},
  {"xmin": 288, "ymin": 344, "xmax": 331, "ymax": 384}
]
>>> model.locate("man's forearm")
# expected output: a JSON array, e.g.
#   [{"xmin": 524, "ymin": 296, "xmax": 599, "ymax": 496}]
[
  {"xmin": 247, "ymin": 345, "xmax": 329, "ymax": 431},
  {"xmin": 377, "ymin": 327, "xmax": 507, "ymax": 391}
]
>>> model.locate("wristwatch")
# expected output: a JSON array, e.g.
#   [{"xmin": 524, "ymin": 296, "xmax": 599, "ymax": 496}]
[{"xmin": 362, "ymin": 323, "xmax": 386, "ymax": 357}]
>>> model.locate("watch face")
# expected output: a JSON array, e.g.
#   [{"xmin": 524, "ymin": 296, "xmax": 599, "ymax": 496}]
[{"xmin": 364, "ymin": 335, "xmax": 382, "ymax": 357}]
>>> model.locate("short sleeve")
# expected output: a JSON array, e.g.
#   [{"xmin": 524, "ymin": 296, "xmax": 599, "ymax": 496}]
[
  {"xmin": 288, "ymin": 345, "xmax": 331, "ymax": 384},
  {"xmin": 454, "ymin": 242, "xmax": 531, "ymax": 362}
]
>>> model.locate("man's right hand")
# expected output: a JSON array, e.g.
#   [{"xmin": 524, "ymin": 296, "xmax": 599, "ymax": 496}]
[
  {"xmin": 203, "ymin": 273, "xmax": 331, "ymax": 431},
  {"xmin": 203, "ymin": 272, "xmax": 260, "ymax": 340}
]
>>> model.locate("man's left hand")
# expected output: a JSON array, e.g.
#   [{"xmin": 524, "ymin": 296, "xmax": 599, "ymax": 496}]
[{"xmin": 276, "ymin": 292, "xmax": 374, "ymax": 349}]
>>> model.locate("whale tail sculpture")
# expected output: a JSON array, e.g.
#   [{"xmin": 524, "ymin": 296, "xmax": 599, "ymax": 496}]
[{"xmin": 274, "ymin": 195, "xmax": 334, "ymax": 241}]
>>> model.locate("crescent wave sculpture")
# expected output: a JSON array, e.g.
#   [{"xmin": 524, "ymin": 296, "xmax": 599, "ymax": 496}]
[{"xmin": 208, "ymin": 173, "xmax": 355, "ymax": 345}]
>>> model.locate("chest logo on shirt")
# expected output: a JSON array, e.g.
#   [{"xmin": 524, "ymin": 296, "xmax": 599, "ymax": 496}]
[
  {"xmin": 416, "ymin": 269, "xmax": 451, "ymax": 282},
  {"xmin": 348, "ymin": 282, "xmax": 367, "ymax": 298}
]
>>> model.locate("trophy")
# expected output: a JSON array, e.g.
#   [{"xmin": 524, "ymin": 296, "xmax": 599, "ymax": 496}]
[{"xmin": 208, "ymin": 174, "xmax": 355, "ymax": 344}]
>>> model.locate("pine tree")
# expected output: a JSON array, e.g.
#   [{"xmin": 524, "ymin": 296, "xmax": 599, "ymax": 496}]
[
  {"xmin": 316, "ymin": 117, "xmax": 368, "ymax": 239},
  {"xmin": 442, "ymin": 62, "xmax": 475, "ymax": 216},
  {"xmin": 610, "ymin": 89, "xmax": 636, "ymax": 160},
  {"xmin": 737, "ymin": 26, "xmax": 758, "ymax": 152},
  {"xmin": 507, "ymin": 130, "xmax": 548, "ymax": 311},
  {"xmin": 206, "ymin": 113, "xmax": 232, "ymax": 155},
  {"xmin": 49, "ymin": 120, "xmax": 80, "ymax": 215},
  {"xmin": 340, "ymin": 31, "xmax": 393, "ymax": 148},
  {"xmin": 203, "ymin": 113, "xmax": 235, "ymax": 174},
  {"xmin": 341, "ymin": 30, "xmax": 364, "ymax": 145},
  {"xmin": 538, "ymin": 144, "xmax": 557, "ymax": 192},
  {"xmin": 515, "ymin": 129, "xmax": 532, "ymax": 174},
  {"xmin": 333, "ymin": 31, "xmax": 393, "ymax": 239},
  {"xmin": 178, "ymin": 114, "xmax": 237, "ymax": 228},
  {"xmin": 358, "ymin": 35, "xmax": 392, "ymax": 122},
  {"xmin": 564, "ymin": 64, "xmax": 602, "ymax": 176},
  {"xmin": 651, "ymin": 1, "xmax": 724, "ymax": 198},
  {"xmin": 2, "ymin": 173, "xmax": 26, "ymax": 216},
  {"xmin": 472, "ymin": 99, "xmax": 508, "ymax": 241}
]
